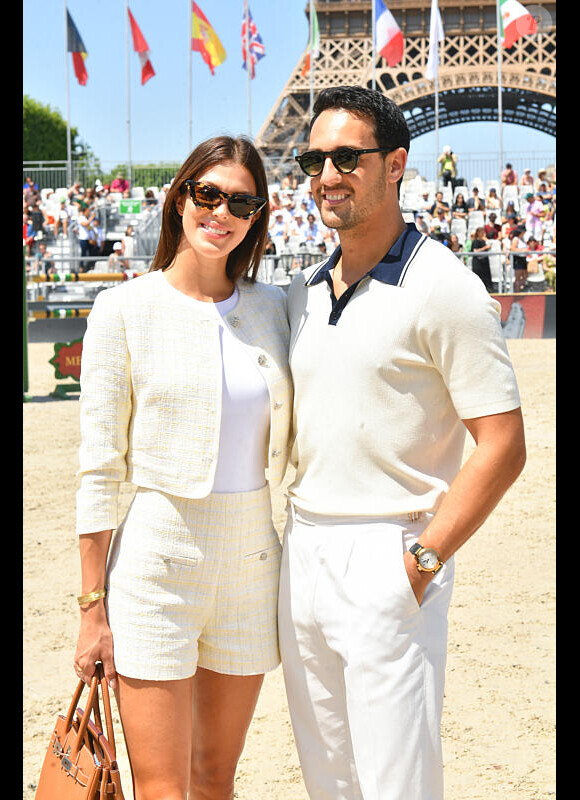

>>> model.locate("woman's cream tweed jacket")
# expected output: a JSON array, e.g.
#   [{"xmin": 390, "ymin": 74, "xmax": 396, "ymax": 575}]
[{"xmin": 76, "ymin": 270, "xmax": 293, "ymax": 534}]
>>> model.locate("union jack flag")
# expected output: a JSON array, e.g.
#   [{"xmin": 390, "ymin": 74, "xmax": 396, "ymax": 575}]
[{"xmin": 241, "ymin": 2, "xmax": 265, "ymax": 79}]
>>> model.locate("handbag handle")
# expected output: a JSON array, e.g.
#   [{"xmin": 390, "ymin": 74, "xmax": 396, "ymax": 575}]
[{"xmin": 64, "ymin": 663, "xmax": 117, "ymax": 762}]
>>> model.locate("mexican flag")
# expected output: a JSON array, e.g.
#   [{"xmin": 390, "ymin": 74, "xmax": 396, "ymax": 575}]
[
  {"xmin": 499, "ymin": 0, "xmax": 537, "ymax": 49},
  {"xmin": 301, "ymin": 4, "xmax": 320, "ymax": 76}
]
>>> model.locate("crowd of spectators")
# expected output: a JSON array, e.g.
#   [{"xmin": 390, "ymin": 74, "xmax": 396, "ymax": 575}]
[
  {"xmin": 265, "ymin": 171, "xmax": 339, "ymax": 258},
  {"xmin": 23, "ymin": 174, "xmax": 169, "ymax": 275},
  {"xmin": 412, "ymin": 160, "xmax": 556, "ymax": 291},
  {"xmin": 24, "ymin": 158, "xmax": 556, "ymax": 291}
]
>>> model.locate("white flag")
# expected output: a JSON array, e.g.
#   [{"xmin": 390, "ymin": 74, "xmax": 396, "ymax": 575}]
[{"xmin": 425, "ymin": 0, "xmax": 444, "ymax": 80}]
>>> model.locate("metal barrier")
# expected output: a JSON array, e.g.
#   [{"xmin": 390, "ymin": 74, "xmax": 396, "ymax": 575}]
[
  {"xmin": 25, "ymin": 246, "xmax": 555, "ymax": 314},
  {"xmin": 459, "ymin": 246, "xmax": 556, "ymax": 293}
]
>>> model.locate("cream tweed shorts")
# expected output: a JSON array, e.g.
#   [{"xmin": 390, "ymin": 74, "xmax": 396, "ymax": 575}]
[{"xmin": 105, "ymin": 485, "xmax": 281, "ymax": 681}]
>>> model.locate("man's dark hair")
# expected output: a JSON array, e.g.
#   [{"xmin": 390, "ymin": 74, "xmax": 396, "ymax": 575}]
[{"xmin": 310, "ymin": 85, "xmax": 410, "ymax": 154}]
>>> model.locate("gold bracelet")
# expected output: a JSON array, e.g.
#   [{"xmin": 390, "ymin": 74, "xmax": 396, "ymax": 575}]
[{"xmin": 77, "ymin": 588, "xmax": 107, "ymax": 606}]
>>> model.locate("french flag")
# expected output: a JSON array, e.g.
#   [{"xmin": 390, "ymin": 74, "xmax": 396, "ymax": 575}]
[{"xmin": 375, "ymin": 0, "xmax": 404, "ymax": 67}]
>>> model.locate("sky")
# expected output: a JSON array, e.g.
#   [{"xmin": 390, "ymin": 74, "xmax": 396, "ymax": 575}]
[{"xmin": 23, "ymin": 0, "xmax": 555, "ymax": 173}]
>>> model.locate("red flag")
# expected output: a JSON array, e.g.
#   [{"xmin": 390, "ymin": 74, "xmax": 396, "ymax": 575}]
[{"xmin": 128, "ymin": 7, "xmax": 155, "ymax": 85}]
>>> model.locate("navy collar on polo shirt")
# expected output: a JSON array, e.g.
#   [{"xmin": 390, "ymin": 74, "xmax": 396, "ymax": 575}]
[{"xmin": 305, "ymin": 222, "xmax": 426, "ymax": 325}]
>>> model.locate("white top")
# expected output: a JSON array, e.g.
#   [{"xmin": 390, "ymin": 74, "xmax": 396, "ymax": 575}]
[
  {"xmin": 211, "ymin": 287, "xmax": 270, "ymax": 492},
  {"xmin": 76, "ymin": 271, "xmax": 292, "ymax": 533},
  {"xmin": 286, "ymin": 224, "xmax": 521, "ymax": 517}
]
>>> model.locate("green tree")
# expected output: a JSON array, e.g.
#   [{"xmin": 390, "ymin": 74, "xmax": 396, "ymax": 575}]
[{"xmin": 23, "ymin": 95, "xmax": 81, "ymax": 161}]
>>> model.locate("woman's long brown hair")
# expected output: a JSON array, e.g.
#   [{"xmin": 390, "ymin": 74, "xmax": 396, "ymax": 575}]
[{"xmin": 149, "ymin": 136, "xmax": 270, "ymax": 283}]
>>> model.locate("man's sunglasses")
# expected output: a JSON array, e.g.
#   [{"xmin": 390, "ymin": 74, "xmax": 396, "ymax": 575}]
[
  {"xmin": 294, "ymin": 147, "xmax": 396, "ymax": 177},
  {"xmin": 184, "ymin": 180, "xmax": 267, "ymax": 219}
]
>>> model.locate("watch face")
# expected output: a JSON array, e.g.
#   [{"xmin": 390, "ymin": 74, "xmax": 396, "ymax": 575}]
[{"xmin": 418, "ymin": 549, "xmax": 439, "ymax": 570}]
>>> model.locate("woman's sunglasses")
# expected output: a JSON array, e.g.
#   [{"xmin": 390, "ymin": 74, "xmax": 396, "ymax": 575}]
[
  {"xmin": 184, "ymin": 180, "xmax": 267, "ymax": 220},
  {"xmin": 294, "ymin": 147, "xmax": 395, "ymax": 177}
]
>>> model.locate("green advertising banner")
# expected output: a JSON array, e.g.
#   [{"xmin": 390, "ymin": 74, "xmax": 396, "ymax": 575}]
[{"xmin": 119, "ymin": 199, "xmax": 141, "ymax": 214}]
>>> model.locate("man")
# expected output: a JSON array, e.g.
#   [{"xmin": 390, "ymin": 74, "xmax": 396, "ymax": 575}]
[
  {"xmin": 466, "ymin": 186, "xmax": 484, "ymax": 213},
  {"xmin": 429, "ymin": 207, "xmax": 451, "ymax": 242},
  {"xmin": 279, "ymin": 85, "xmax": 526, "ymax": 800},
  {"xmin": 437, "ymin": 144, "xmax": 458, "ymax": 189},
  {"xmin": 501, "ymin": 162, "xmax": 518, "ymax": 188},
  {"xmin": 428, "ymin": 189, "xmax": 450, "ymax": 217},
  {"xmin": 524, "ymin": 192, "xmax": 544, "ymax": 241}
]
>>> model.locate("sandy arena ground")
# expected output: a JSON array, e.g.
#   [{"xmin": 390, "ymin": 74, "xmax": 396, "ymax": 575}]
[{"xmin": 23, "ymin": 334, "xmax": 555, "ymax": 799}]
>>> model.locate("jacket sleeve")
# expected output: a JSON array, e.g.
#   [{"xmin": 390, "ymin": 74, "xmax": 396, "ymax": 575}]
[{"xmin": 76, "ymin": 289, "xmax": 132, "ymax": 534}]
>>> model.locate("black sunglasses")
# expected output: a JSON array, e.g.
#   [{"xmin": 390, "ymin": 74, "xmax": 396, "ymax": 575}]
[
  {"xmin": 184, "ymin": 180, "xmax": 267, "ymax": 219},
  {"xmin": 294, "ymin": 147, "xmax": 396, "ymax": 177}
]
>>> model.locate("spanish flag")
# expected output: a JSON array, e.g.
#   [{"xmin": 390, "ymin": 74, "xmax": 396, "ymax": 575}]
[
  {"xmin": 66, "ymin": 9, "xmax": 88, "ymax": 86},
  {"xmin": 191, "ymin": 2, "xmax": 226, "ymax": 76}
]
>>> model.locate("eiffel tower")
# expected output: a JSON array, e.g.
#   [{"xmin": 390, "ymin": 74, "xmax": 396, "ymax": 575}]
[{"xmin": 255, "ymin": 0, "xmax": 556, "ymax": 182}]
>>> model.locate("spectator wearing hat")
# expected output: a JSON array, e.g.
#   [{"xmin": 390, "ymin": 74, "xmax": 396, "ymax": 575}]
[
  {"xmin": 107, "ymin": 242, "xmax": 124, "ymax": 273},
  {"xmin": 111, "ymin": 173, "xmax": 130, "ymax": 194},
  {"xmin": 437, "ymin": 145, "xmax": 458, "ymax": 189},
  {"xmin": 429, "ymin": 207, "xmax": 451, "ymax": 242},
  {"xmin": 501, "ymin": 200, "xmax": 519, "ymax": 228},
  {"xmin": 414, "ymin": 213, "xmax": 430, "ymax": 236},
  {"xmin": 534, "ymin": 169, "xmax": 549, "ymax": 192},
  {"xmin": 287, "ymin": 210, "xmax": 308, "ymax": 246},
  {"xmin": 485, "ymin": 187, "xmax": 502, "ymax": 213}
]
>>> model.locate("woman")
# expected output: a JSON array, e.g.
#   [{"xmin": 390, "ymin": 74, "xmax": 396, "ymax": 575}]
[
  {"xmin": 446, "ymin": 232, "xmax": 462, "ymax": 256},
  {"xmin": 74, "ymin": 135, "xmax": 292, "ymax": 800},
  {"xmin": 77, "ymin": 206, "xmax": 96, "ymax": 272},
  {"xmin": 502, "ymin": 200, "xmax": 518, "ymax": 226},
  {"xmin": 485, "ymin": 186, "xmax": 502, "ymax": 212},
  {"xmin": 510, "ymin": 226, "xmax": 529, "ymax": 292},
  {"xmin": 451, "ymin": 192, "xmax": 468, "ymax": 219},
  {"xmin": 471, "ymin": 226, "xmax": 493, "ymax": 292}
]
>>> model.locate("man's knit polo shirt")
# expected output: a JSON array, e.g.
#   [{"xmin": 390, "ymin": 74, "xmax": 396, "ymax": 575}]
[{"xmin": 286, "ymin": 222, "xmax": 521, "ymax": 517}]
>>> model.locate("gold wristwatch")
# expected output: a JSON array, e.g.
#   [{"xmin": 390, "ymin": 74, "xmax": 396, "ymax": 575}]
[{"xmin": 408, "ymin": 543, "xmax": 444, "ymax": 574}]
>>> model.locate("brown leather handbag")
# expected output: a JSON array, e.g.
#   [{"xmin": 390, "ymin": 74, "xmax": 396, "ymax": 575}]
[{"xmin": 35, "ymin": 663, "xmax": 125, "ymax": 799}]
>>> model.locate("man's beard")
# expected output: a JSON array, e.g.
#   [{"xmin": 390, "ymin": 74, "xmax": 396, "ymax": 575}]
[{"xmin": 316, "ymin": 165, "xmax": 387, "ymax": 232}]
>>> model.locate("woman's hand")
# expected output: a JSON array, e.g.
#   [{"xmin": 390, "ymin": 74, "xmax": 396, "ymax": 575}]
[
  {"xmin": 75, "ymin": 531, "xmax": 116, "ymax": 687},
  {"xmin": 74, "ymin": 601, "xmax": 117, "ymax": 689}
]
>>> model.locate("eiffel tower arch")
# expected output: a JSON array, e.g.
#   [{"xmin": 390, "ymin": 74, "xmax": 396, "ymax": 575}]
[{"xmin": 255, "ymin": 0, "xmax": 556, "ymax": 181}]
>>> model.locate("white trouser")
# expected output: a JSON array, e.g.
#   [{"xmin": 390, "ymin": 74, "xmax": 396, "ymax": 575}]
[{"xmin": 278, "ymin": 504, "xmax": 455, "ymax": 800}]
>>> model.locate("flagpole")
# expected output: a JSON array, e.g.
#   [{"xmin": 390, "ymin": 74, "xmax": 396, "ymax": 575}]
[
  {"xmin": 188, "ymin": 0, "xmax": 192, "ymax": 152},
  {"xmin": 434, "ymin": 67, "xmax": 439, "ymax": 187},
  {"xmin": 309, "ymin": 0, "xmax": 314, "ymax": 116},
  {"xmin": 496, "ymin": 0, "xmax": 503, "ymax": 178},
  {"xmin": 371, "ymin": 0, "xmax": 376, "ymax": 90},
  {"xmin": 246, "ymin": 1, "xmax": 251, "ymax": 137},
  {"xmin": 125, "ymin": 0, "xmax": 132, "ymax": 188},
  {"xmin": 64, "ymin": 1, "xmax": 72, "ymax": 187}
]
